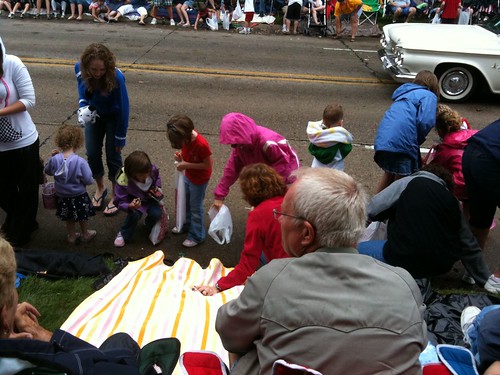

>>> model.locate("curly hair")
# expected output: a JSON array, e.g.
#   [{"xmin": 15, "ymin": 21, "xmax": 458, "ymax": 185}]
[
  {"xmin": 0, "ymin": 237, "xmax": 16, "ymax": 317},
  {"xmin": 239, "ymin": 163, "xmax": 286, "ymax": 207},
  {"xmin": 436, "ymin": 104, "xmax": 462, "ymax": 136},
  {"xmin": 413, "ymin": 70, "xmax": 440, "ymax": 98},
  {"xmin": 166, "ymin": 115, "xmax": 194, "ymax": 149},
  {"xmin": 124, "ymin": 150, "xmax": 152, "ymax": 178},
  {"xmin": 55, "ymin": 125, "xmax": 84, "ymax": 151},
  {"xmin": 80, "ymin": 43, "xmax": 117, "ymax": 93}
]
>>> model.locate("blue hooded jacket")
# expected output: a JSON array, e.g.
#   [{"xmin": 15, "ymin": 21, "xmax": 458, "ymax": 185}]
[{"xmin": 374, "ymin": 82, "xmax": 437, "ymax": 163}]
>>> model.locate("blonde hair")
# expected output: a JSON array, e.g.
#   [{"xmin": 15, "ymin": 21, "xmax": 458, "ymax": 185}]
[
  {"xmin": 0, "ymin": 237, "xmax": 16, "ymax": 315},
  {"xmin": 55, "ymin": 125, "xmax": 84, "ymax": 151},
  {"xmin": 292, "ymin": 168, "xmax": 367, "ymax": 247},
  {"xmin": 80, "ymin": 43, "xmax": 117, "ymax": 93}
]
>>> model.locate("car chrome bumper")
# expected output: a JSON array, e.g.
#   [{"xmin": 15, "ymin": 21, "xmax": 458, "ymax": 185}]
[{"xmin": 378, "ymin": 49, "xmax": 415, "ymax": 82}]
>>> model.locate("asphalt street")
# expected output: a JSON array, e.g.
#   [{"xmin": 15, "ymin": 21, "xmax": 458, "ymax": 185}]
[{"xmin": 0, "ymin": 17, "xmax": 499, "ymax": 290}]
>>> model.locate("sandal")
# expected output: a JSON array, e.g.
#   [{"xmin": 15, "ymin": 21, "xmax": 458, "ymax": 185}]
[
  {"xmin": 104, "ymin": 203, "xmax": 119, "ymax": 217},
  {"xmin": 139, "ymin": 20, "xmax": 145, "ymax": 25},
  {"xmin": 350, "ymin": 37, "xmax": 355, "ymax": 42},
  {"xmin": 92, "ymin": 188, "xmax": 108, "ymax": 210}
]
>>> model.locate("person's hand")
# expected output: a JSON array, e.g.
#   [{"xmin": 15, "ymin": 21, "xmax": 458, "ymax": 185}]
[
  {"xmin": 176, "ymin": 161, "xmax": 188, "ymax": 171},
  {"xmin": 13, "ymin": 302, "xmax": 52, "ymax": 342},
  {"xmin": 211, "ymin": 199, "xmax": 224, "ymax": 211},
  {"xmin": 51, "ymin": 149, "xmax": 60, "ymax": 156},
  {"xmin": 194, "ymin": 285, "xmax": 219, "ymax": 296},
  {"xmin": 174, "ymin": 151, "xmax": 183, "ymax": 162},
  {"xmin": 129, "ymin": 197, "xmax": 141, "ymax": 210}
]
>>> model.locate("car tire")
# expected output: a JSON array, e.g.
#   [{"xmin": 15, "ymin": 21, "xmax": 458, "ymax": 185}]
[{"xmin": 438, "ymin": 65, "xmax": 477, "ymax": 102}]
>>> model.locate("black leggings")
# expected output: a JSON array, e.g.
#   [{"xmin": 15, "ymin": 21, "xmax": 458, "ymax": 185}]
[{"xmin": 0, "ymin": 138, "xmax": 40, "ymax": 246}]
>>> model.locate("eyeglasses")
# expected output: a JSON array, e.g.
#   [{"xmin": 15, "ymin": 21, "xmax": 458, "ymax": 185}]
[{"xmin": 273, "ymin": 208, "xmax": 307, "ymax": 221}]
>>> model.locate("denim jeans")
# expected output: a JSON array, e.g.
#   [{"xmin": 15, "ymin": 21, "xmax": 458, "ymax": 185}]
[
  {"xmin": 120, "ymin": 203, "xmax": 162, "ymax": 241},
  {"xmin": 357, "ymin": 240, "xmax": 388, "ymax": 262},
  {"xmin": 85, "ymin": 116, "xmax": 122, "ymax": 182},
  {"xmin": 468, "ymin": 305, "xmax": 500, "ymax": 365},
  {"xmin": 183, "ymin": 177, "xmax": 208, "ymax": 244}
]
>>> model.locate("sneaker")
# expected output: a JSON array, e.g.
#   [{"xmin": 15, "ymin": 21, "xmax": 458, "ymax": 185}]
[
  {"xmin": 114, "ymin": 232, "xmax": 125, "ymax": 248},
  {"xmin": 8, "ymin": 12, "xmax": 14, "ymax": 18},
  {"xmin": 239, "ymin": 27, "xmax": 247, "ymax": 34},
  {"xmin": 182, "ymin": 239, "xmax": 198, "ymax": 248},
  {"xmin": 462, "ymin": 271, "xmax": 476, "ymax": 285},
  {"xmin": 170, "ymin": 18, "xmax": 175, "ymax": 26},
  {"xmin": 282, "ymin": 24, "xmax": 286, "ymax": 32},
  {"xmin": 150, "ymin": 17, "xmax": 157, "ymax": 24},
  {"xmin": 34, "ymin": 13, "xmax": 40, "ymax": 18},
  {"xmin": 485, "ymin": 274, "xmax": 500, "ymax": 293},
  {"xmin": 20, "ymin": 13, "xmax": 24, "ymax": 18},
  {"xmin": 47, "ymin": 14, "xmax": 51, "ymax": 19},
  {"xmin": 461, "ymin": 306, "xmax": 481, "ymax": 343}
]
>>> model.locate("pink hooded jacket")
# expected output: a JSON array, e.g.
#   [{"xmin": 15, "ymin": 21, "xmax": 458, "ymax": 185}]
[
  {"xmin": 432, "ymin": 128, "xmax": 478, "ymax": 201},
  {"xmin": 214, "ymin": 113, "xmax": 300, "ymax": 200}
]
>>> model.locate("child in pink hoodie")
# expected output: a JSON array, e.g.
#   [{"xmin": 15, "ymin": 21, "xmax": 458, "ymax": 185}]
[
  {"xmin": 431, "ymin": 104, "xmax": 477, "ymax": 210},
  {"xmin": 212, "ymin": 112, "xmax": 300, "ymax": 210}
]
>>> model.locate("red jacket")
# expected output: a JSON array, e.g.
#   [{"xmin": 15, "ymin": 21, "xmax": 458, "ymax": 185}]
[
  {"xmin": 217, "ymin": 195, "xmax": 289, "ymax": 291},
  {"xmin": 432, "ymin": 129, "xmax": 478, "ymax": 200}
]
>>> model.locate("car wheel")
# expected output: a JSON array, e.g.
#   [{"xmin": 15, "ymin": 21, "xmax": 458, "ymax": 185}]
[{"xmin": 438, "ymin": 66, "xmax": 477, "ymax": 102}]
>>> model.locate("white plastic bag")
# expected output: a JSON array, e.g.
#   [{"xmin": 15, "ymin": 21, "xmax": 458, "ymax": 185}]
[
  {"xmin": 149, "ymin": 203, "xmax": 169, "ymax": 246},
  {"xmin": 359, "ymin": 221, "xmax": 387, "ymax": 243},
  {"xmin": 208, "ymin": 204, "xmax": 233, "ymax": 245},
  {"xmin": 222, "ymin": 10, "xmax": 230, "ymax": 30},
  {"xmin": 232, "ymin": 0, "xmax": 243, "ymax": 21},
  {"xmin": 431, "ymin": 13, "xmax": 441, "ymax": 24},
  {"xmin": 206, "ymin": 13, "xmax": 219, "ymax": 30},
  {"xmin": 173, "ymin": 170, "xmax": 186, "ymax": 234}
]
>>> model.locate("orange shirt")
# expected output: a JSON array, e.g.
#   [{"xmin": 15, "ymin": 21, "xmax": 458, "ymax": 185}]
[{"xmin": 334, "ymin": 0, "xmax": 362, "ymax": 16}]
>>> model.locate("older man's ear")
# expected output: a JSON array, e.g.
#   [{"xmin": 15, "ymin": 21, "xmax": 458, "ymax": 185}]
[{"xmin": 300, "ymin": 221, "xmax": 316, "ymax": 250}]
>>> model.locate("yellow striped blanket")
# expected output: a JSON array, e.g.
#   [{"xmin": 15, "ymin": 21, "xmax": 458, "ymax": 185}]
[{"xmin": 61, "ymin": 250, "xmax": 243, "ymax": 374}]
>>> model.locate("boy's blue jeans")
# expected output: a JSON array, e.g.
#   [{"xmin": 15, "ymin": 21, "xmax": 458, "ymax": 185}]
[
  {"xmin": 120, "ymin": 203, "xmax": 162, "ymax": 241},
  {"xmin": 183, "ymin": 177, "xmax": 208, "ymax": 244},
  {"xmin": 357, "ymin": 240, "xmax": 388, "ymax": 262}
]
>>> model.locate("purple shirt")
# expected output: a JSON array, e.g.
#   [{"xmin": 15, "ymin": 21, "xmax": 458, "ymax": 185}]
[{"xmin": 45, "ymin": 153, "xmax": 94, "ymax": 198}]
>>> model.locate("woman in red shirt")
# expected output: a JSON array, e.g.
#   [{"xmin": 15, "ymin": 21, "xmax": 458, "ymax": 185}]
[{"xmin": 195, "ymin": 163, "xmax": 289, "ymax": 295}]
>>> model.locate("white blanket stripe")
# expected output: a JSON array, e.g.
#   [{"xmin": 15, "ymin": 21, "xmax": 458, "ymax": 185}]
[{"xmin": 61, "ymin": 251, "xmax": 242, "ymax": 374}]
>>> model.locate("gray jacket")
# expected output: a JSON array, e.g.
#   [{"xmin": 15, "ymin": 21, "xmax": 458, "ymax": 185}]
[{"xmin": 216, "ymin": 247, "xmax": 427, "ymax": 375}]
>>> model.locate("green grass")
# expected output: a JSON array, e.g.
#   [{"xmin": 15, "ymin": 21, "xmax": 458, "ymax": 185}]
[{"xmin": 18, "ymin": 276, "xmax": 97, "ymax": 332}]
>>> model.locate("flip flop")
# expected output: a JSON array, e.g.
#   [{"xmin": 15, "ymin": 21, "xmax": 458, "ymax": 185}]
[
  {"xmin": 104, "ymin": 203, "xmax": 119, "ymax": 217},
  {"xmin": 92, "ymin": 188, "xmax": 108, "ymax": 210}
]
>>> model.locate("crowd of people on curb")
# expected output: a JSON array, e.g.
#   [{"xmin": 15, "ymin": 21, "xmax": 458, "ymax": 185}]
[
  {"xmin": 1, "ymin": 0, "xmax": 495, "ymax": 37},
  {"xmin": 1, "ymin": 33, "xmax": 500, "ymax": 374}
]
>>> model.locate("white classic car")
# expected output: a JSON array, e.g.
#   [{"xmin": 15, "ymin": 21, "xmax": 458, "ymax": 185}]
[{"xmin": 378, "ymin": 16, "xmax": 500, "ymax": 102}]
